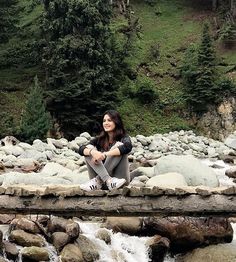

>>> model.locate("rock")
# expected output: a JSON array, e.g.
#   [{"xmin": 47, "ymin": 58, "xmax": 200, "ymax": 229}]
[
  {"xmin": 20, "ymin": 150, "xmax": 48, "ymax": 162},
  {"xmin": 2, "ymin": 172, "xmax": 71, "ymax": 187},
  {"xmin": 11, "ymin": 218, "xmax": 41, "ymax": 234},
  {"xmin": 0, "ymin": 162, "xmax": 5, "ymax": 171},
  {"xmin": 136, "ymin": 135, "xmax": 150, "ymax": 146},
  {"xmin": 47, "ymin": 217, "xmax": 80, "ymax": 239},
  {"xmin": 143, "ymin": 217, "xmax": 233, "ymax": 254},
  {"xmin": 176, "ymin": 242, "xmax": 236, "ymax": 262},
  {"xmin": 225, "ymin": 134, "xmax": 236, "ymax": 150},
  {"xmin": 18, "ymin": 142, "xmax": 33, "ymax": 150},
  {"xmin": 60, "ymin": 244, "xmax": 84, "ymax": 262},
  {"xmin": 21, "ymin": 246, "xmax": 49, "ymax": 261},
  {"xmin": 47, "ymin": 138, "xmax": 64, "ymax": 149},
  {"xmin": 75, "ymin": 234, "xmax": 99, "ymax": 262},
  {"xmin": 225, "ymin": 166, "xmax": 236, "ymax": 178},
  {"xmin": 104, "ymin": 217, "xmax": 142, "ymax": 235},
  {"xmin": 130, "ymin": 166, "xmax": 155, "ymax": 180},
  {"xmin": 146, "ymin": 235, "xmax": 170, "ymax": 262},
  {"xmin": 79, "ymin": 132, "xmax": 91, "ymax": 140},
  {"xmin": 154, "ymin": 155, "xmax": 219, "ymax": 187},
  {"xmin": 0, "ymin": 136, "xmax": 19, "ymax": 146},
  {"xmin": 74, "ymin": 137, "xmax": 88, "ymax": 146},
  {"xmin": 95, "ymin": 228, "xmax": 111, "ymax": 244},
  {"xmin": 1, "ymin": 145, "xmax": 24, "ymax": 157},
  {"xmin": 14, "ymin": 158, "xmax": 40, "ymax": 172},
  {"xmin": 9, "ymin": 230, "xmax": 45, "ymax": 247},
  {"xmin": 0, "ymin": 230, "xmax": 2, "ymax": 247},
  {"xmin": 146, "ymin": 173, "xmax": 187, "ymax": 189},
  {"xmin": 0, "ymin": 214, "xmax": 16, "ymax": 224},
  {"xmin": 51, "ymin": 232, "xmax": 70, "ymax": 252},
  {"xmin": 41, "ymin": 162, "xmax": 73, "ymax": 177},
  {"xmin": 3, "ymin": 241, "xmax": 19, "ymax": 260}
]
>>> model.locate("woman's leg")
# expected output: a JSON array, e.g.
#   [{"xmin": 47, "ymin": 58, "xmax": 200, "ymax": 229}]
[
  {"xmin": 104, "ymin": 142, "xmax": 130, "ymax": 183},
  {"xmin": 108, "ymin": 154, "xmax": 130, "ymax": 184},
  {"xmin": 85, "ymin": 156, "xmax": 110, "ymax": 183}
]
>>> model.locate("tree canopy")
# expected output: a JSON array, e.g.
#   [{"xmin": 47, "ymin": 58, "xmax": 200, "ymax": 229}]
[{"xmin": 41, "ymin": 0, "xmax": 126, "ymax": 139}]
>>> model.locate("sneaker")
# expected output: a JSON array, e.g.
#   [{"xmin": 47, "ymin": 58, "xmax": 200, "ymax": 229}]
[
  {"xmin": 106, "ymin": 177, "xmax": 126, "ymax": 190},
  {"xmin": 80, "ymin": 177, "xmax": 102, "ymax": 191}
]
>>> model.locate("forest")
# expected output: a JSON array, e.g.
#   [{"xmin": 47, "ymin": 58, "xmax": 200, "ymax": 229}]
[{"xmin": 0, "ymin": 0, "xmax": 235, "ymax": 142}]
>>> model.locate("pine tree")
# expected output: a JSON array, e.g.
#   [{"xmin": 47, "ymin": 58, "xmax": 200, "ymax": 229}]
[
  {"xmin": 20, "ymin": 76, "xmax": 52, "ymax": 143},
  {"xmin": 194, "ymin": 23, "xmax": 217, "ymax": 111},
  {"xmin": 0, "ymin": 0, "xmax": 17, "ymax": 43},
  {"xmin": 181, "ymin": 24, "xmax": 218, "ymax": 112},
  {"xmin": 41, "ymin": 0, "xmax": 126, "ymax": 138}
]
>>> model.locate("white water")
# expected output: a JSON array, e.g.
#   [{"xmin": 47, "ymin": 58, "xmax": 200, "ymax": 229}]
[{"xmin": 79, "ymin": 222, "xmax": 151, "ymax": 262}]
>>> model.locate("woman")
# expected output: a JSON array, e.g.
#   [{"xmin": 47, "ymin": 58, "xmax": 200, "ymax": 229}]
[{"xmin": 78, "ymin": 110, "xmax": 132, "ymax": 191}]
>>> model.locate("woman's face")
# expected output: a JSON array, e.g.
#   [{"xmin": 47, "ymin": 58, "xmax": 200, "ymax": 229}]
[{"xmin": 103, "ymin": 114, "xmax": 116, "ymax": 133}]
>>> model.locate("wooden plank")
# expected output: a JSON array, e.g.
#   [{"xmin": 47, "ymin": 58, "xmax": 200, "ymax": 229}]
[{"xmin": 0, "ymin": 194, "xmax": 236, "ymax": 217}]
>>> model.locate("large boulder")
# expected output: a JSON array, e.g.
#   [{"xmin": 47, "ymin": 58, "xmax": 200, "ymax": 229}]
[
  {"xmin": 176, "ymin": 242, "xmax": 236, "ymax": 262},
  {"xmin": 146, "ymin": 235, "xmax": 170, "ymax": 262},
  {"xmin": 95, "ymin": 228, "xmax": 111, "ymax": 244},
  {"xmin": 130, "ymin": 166, "xmax": 155, "ymax": 180},
  {"xmin": 75, "ymin": 235, "xmax": 99, "ymax": 262},
  {"xmin": 11, "ymin": 218, "xmax": 41, "ymax": 234},
  {"xmin": 154, "ymin": 155, "xmax": 219, "ymax": 187},
  {"xmin": 146, "ymin": 172, "xmax": 187, "ymax": 188},
  {"xmin": 47, "ymin": 217, "xmax": 80, "ymax": 239},
  {"xmin": 60, "ymin": 244, "xmax": 84, "ymax": 262},
  {"xmin": 21, "ymin": 246, "xmax": 49, "ymax": 261},
  {"xmin": 51, "ymin": 232, "xmax": 70, "ymax": 252},
  {"xmin": 9, "ymin": 230, "xmax": 45, "ymax": 247},
  {"xmin": 143, "ymin": 217, "xmax": 233, "ymax": 254},
  {"xmin": 104, "ymin": 217, "xmax": 143, "ymax": 235},
  {"xmin": 1, "ymin": 172, "xmax": 72, "ymax": 186},
  {"xmin": 3, "ymin": 241, "xmax": 19, "ymax": 260},
  {"xmin": 224, "ymin": 133, "xmax": 236, "ymax": 150}
]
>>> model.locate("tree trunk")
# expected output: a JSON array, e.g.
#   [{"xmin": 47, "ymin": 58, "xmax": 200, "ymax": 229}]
[{"xmin": 212, "ymin": 0, "xmax": 218, "ymax": 11}]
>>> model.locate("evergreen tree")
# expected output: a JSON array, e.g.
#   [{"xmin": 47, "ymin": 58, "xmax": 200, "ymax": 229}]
[
  {"xmin": 20, "ymin": 76, "xmax": 52, "ymax": 143},
  {"xmin": 0, "ymin": 0, "xmax": 17, "ymax": 43},
  {"xmin": 194, "ymin": 23, "xmax": 217, "ymax": 111},
  {"xmin": 181, "ymin": 24, "xmax": 218, "ymax": 112},
  {"xmin": 41, "ymin": 0, "xmax": 126, "ymax": 138}
]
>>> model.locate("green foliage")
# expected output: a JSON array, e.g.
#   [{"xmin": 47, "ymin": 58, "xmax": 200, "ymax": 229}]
[
  {"xmin": 215, "ymin": 78, "xmax": 236, "ymax": 98},
  {"xmin": 181, "ymin": 23, "xmax": 236, "ymax": 112},
  {"xmin": 42, "ymin": 0, "xmax": 127, "ymax": 138},
  {"xmin": 19, "ymin": 76, "xmax": 51, "ymax": 143},
  {"xmin": 181, "ymin": 24, "xmax": 217, "ymax": 111},
  {"xmin": 135, "ymin": 78, "xmax": 158, "ymax": 104},
  {"xmin": 0, "ymin": 112, "xmax": 17, "ymax": 137},
  {"xmin": 0, "ymin": 0, "xmax": 17, "ymax": 43},
  {"xmin": 218, "ymin": 21, "xmax": 236, "ymax": 47}
]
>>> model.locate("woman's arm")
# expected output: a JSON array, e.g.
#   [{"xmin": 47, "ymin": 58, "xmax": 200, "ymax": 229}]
[{"xmin": 103, "ymin": 135, "xmax": 132, "ymax": 158}]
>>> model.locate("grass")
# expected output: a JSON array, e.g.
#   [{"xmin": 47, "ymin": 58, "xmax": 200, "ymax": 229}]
[{"xmin": 0, "ymin": 0, "xmax": 235, "ymax": 136}]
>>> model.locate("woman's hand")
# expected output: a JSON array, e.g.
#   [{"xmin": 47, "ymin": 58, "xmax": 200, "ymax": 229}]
[{"xmin": 91, "ymin": 150, "xmax": 105, "ymax": 164}]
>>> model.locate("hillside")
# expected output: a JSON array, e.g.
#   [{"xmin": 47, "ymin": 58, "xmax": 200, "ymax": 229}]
[{"xmin": 0, "ymin": 0, "xmax": 235, "ymax": 137}]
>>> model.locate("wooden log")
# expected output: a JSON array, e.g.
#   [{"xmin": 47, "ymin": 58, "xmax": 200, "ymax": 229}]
[{"xmin": 0, "ymin": 194, "xmax": 235, "ymax": 217}]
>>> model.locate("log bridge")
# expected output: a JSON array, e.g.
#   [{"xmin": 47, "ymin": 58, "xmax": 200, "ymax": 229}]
[{"xmin": 1, "ymin": 185, "xmax": 236, "ymax": 217}]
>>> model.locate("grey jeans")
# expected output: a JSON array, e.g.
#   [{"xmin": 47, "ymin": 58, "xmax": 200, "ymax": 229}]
[{"xmin": 85, "ymin": 142, "xmax": 130, "ymax": 184}]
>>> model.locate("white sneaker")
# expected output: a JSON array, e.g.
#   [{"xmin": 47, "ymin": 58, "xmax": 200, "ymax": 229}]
[
  {"xmin": 80, "ymin": 178, "xmax": 102, "ymax": 191},
  {"xmin": 106, "ymin": 177, "xmax": 126, "ymax": 190}
]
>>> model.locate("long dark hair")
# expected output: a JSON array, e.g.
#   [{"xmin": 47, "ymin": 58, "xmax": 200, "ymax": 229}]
[{"xmin": 97, "ymin": 110, "xmax": 126, "ymax": 150}]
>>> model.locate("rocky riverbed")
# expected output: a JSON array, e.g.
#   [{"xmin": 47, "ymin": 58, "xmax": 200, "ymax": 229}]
[
  {"xmin": 0, "ymin": 130, "xmax": 236, "ymax": 261},
  {"xmin": 0, "ymin": 130, "xmax": 236, "ymax": 188}
]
